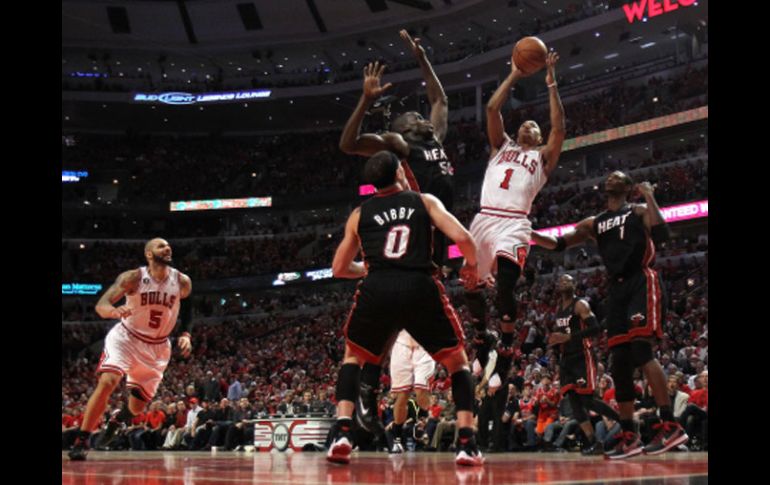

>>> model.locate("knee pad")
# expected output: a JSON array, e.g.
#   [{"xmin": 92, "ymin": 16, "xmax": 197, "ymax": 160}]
[
  {"xmin": 335, "ymin": 363, "xmax": 361, "ymax": 403},
  {"xmin": 451, "ymin": 369, "xmax": 474, "ymax": 412},
  {"xmin": 630, "ymin": 339, "xmax": 654, "ymax": 367},
  {"xmin": 495, "ymin": 256, "xmax": 521, "ymax": 321},
  {"xmin": 567, "ymin": 392, "xmax": 589, "ymax": 423},
  {"xmin": 610, "ymin": 345, "xmax": 635, "ymax": 402}
]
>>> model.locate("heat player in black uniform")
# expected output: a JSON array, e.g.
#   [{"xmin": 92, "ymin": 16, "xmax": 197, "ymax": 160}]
[
  {"xmin": 339, "ymin": 31, "xmax": 454, "ymax": 267},
  {"xmin": 548, "ymin": 274, "xmax": 619, "ymax": 455},
  {"xmin": 338, "ymin": 30, "xmax": 455, "ymax": 434},
  {"xmin": 532, "ymin": 172, "xmax": 688, "ymax": 459},
  {"xmin": 326, "ymin": 151, "xmax": 483, "ymax": 467}
]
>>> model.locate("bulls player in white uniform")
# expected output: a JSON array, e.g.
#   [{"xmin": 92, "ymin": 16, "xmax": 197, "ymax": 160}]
[
  {"xmin": 387, "ymin": 329, "xmax": 436, "ymax": 453},
  {"xmin": 68, "ymin": 238, "xmax": 193, "ymax": 460},
  {"xmin": 462, "ymin": 52, "xmax": 565, "ymax": 365}
]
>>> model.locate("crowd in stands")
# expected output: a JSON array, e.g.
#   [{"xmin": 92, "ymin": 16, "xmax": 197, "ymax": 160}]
[
  {"xmin": 62, "ymin": 152, "xmax": 706, "ymax": 285},
  {"xmin": 62, "ymin": 61, "xmax": 707, "ymax": 211},
  {"xmin": 63, "ymin": 247, "xmax": 707, "ymax": 453},
  {"xmin": 62, "ymin": 37, "xmax": 709, "ymax": 455}
]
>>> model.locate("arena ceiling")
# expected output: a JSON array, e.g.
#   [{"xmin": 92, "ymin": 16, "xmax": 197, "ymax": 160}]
[{"xmin": 62, "ymin": 0, "xmax": 708, "ymax": 133}]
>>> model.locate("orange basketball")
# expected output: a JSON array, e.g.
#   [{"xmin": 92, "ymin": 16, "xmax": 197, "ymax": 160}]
[{"xmin": 512, "ymin": 36, "xmax": 548, "ymax": 75}]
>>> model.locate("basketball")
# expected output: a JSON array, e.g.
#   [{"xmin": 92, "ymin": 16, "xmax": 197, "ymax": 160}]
[{"xmin": 512, "ymin": 36, "xmax": 548, "ymax": 75}]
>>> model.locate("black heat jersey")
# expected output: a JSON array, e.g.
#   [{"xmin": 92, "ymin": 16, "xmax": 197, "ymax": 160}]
[
  {"xmin": 554, "ymin": 298, "xmax": 588, "ymax": 358},
  {"xmin": 554, "ymin": 298, "xmax": 596, "ymax": 395},
  {"xmin": 358, "ymin": 188, "xmax": 434, "ymax": 273},
  {"xmin": 405, "ymin": 139, "xmax": 454, "ymax": 210},
  {"xmin": 593, "ymin": 204, "xmax": 655, "ymax": 278}
]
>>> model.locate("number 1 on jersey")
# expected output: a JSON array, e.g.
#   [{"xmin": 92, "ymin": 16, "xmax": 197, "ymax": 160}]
[{"xmin": 500, "ymin": 168, "xmax": 515, "ymax": 190}]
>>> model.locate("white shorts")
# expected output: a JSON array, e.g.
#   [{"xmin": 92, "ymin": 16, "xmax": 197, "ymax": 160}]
[
  {"xmin": 389, "ymin": 331, "xmax": 436, "ymax": 393},
  {"xmin": 469, "ymin": 213, "xmax": 532, "ymax": 280},
  {"xmin": 97, "ymin": 323, "xmax": 172, "ymax": 402}
]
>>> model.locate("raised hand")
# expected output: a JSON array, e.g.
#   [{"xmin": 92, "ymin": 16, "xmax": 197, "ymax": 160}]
[
  {"xmin": 399, "ymin": 30, "xmax": 426, "ymax": 59},
  {"xmin": 545, "ymin": 51, "xmax": 559, "ymax": 86},
  {"xmin": 362, "ymin": 62, "xmax": 393, "ymax": 100}
]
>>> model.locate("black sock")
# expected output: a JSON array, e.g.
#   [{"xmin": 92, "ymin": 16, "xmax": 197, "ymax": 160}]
[
  {"xmin": 77, "ymin": 430, "xmax": 92, "ymax": 441},
  {"xmin": 115, "ymin": 404, "xmax": 134, "ymax": 424},
  {"xmin": 450, "ymin": 369, "xmax": 474, "ymax": 412},
  {"xmin": 360, "ymin": 363, "xmax": 381, "ymax": 390},
  {"xmin": 458, "ymin": 427, "xmax": 474, "ymax": 445},
  {"xmin": 337, "ymin": 417, "xmax": 353, "ymax": 433},
  {"xmin": 659, "ymin": 405, "xmax": 674, "ymax": 422},
  {"xmin": 392, "ymin": 423, "xmax": 404, "ymax": 441},
  {"xmin": 620, "ymin": 419, "xmax": 635, "ymax": 433}
]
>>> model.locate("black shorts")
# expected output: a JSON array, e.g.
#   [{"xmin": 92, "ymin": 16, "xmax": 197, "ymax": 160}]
[
  {"xmin": 605, "ymin": 269, "xmax": 665, "ymax": 349},
  {"xmin": 343, "ymin": 271, "xmax": 464, "ymax": 364},
  {"xmin": 559, "ymin": 352, "xmax": 596, "ymax": 396}
]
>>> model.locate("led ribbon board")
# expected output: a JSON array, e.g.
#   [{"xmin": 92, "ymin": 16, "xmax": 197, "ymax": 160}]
[
  {"xmin": 622, "ymin": 0, "xmax": 698, "ymax": 24},
  {"xmin": 273, "ymin": 268, "xmax": 334, "ymax": 286},
  {"xmin": 447, "ymin": 199, "xmax": 708, "ymax": 259},
  {"xmin": 561, "ymin": 106, "xmax": 708, "ymax": 152},
  {"xmin": 359, "ymin": 185, "xmax": 376, "ymax": 196},
  {"xmin": 133, "ymin": 90, "xmax": 271, "ymax": 105},
  {"xmin": 62, "ymin": 170, "xmax": 89, "ymax": 182},
  {"xmin": 62, "ymin": 283, "xmax": 103, "ymax": 295},
  {"xmin": 170, "ymin": 197, "xmax": 272, "ymax": 212}
]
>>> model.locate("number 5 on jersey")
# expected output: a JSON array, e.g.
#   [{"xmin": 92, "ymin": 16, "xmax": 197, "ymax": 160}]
[
  {"xmin": 148, "ymin": 310, "xmax": 163, "ymax": 329},
  {"xmin": 384, "ymin": 225, "xmax": 411, "ymax": 259}
]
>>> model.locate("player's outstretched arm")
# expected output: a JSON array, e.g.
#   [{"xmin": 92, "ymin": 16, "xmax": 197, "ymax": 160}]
[
  {"xmin": 95, "ymin": 269, "xmax": 140, "ymax": 319},
  {"xmin": 635, "ymin": 182, "xmax": 671, "ymax": 246},
  {"xmin": 486, "ymin": 62, "xmax": 528, "ymax": 156},
  {"xmin": 541, "ymin": 52, "xmax": 565, "ymax": 177},
  {"xmin": 339, "ymin": 62, "xmax": 410, "ymax": 158},
  {"xmin": 332, "ymin": 208, "xmax": 367, "ymax": 279},
  {"xmin": 399, "ymin": 30, "xmax": 448, "ymax": 142},
  {"xmin": 531, "ymin": 216, "xmax": 596, "ymax": 250}
]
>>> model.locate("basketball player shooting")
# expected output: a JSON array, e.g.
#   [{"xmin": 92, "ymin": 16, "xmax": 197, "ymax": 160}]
[{"xmin": 463, "ymin": 50, "xmax": 564, "ymax": 371}]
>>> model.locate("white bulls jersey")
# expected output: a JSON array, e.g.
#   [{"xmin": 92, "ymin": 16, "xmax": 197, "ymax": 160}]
[
  {"xmin": 479, "ymin": 139, "xmax": 548, "ymax": 217},
  {"xmin": 121, "ymin": 266, "xmax": 181, "ymax": 341}
]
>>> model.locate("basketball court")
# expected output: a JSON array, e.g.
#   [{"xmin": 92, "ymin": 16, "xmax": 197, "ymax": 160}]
[{"xmin": 62, "ymin": 451, "xmax": 708, "ymax": 484}]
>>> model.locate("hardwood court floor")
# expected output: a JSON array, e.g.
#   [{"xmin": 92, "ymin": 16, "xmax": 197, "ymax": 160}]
[{"xmin": 62, "ymin": 450, "xmax": 708, "ymax": 485}]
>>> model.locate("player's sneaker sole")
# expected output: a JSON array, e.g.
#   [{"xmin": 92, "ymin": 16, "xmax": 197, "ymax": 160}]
[
  {"xmin": 643, "ymin": 431, "xmax": 689, "ymax": 456},
  {"xmin": 605, "ymin": 446, "xmax": 643, "ymax": 460},
  {"xmin": 455, "ymin": 450, "xmax": 485, "ymax": 466},
  {"xmin": 326, "ymin": 438, "xmax": 352, "ymax": 464},
  {"xmin": 68, "ymin": 449, "xmax": 88, "ymax": 461}
]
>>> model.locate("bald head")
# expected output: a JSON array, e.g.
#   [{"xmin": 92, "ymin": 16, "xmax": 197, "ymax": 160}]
[
  {"xmin": 145, "ymin": 238, "xmax": 172, "ymax": 266},
  {"xmin": 145, "ymin": 238, "xmax": 166, "ymax": 253}
]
